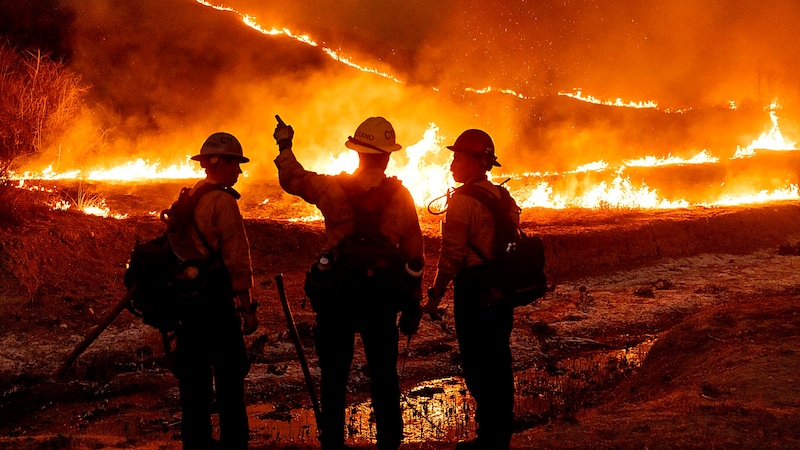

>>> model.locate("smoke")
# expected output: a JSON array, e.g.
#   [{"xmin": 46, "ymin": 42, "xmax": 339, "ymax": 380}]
[
  {"xmin": 228, "ymin": 0, "xmax": 800, "ymax": 169},
  {"xmin": 413, "ymin": 0, "xmax": 800, "ymax": 105},
  {"xmin": 5, "ymin": 0, "xmax": 800, "ymax": 182},
  {"xmin": 6, "ymin": 0, "xmax": 476, "ymax": 186}
]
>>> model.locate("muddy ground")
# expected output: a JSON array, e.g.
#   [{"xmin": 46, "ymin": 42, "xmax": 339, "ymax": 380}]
[{"xmin": 1, "ymin": 186, "xmax": 800, "ymax": 449}]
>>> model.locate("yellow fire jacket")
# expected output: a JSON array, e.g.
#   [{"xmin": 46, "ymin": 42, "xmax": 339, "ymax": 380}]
[{"xmin": 274, "ymin": 149, "xmax": 424, "ymax": 265}]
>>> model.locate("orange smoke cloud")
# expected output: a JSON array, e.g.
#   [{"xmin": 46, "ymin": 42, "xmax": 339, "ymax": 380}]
[{"xmin": 5, "ymin": 0, "xmax": 800, "ymax": 210}]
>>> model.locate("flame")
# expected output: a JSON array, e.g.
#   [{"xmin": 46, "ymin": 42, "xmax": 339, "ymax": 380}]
[
  {"xmin": 52, "ymin": 199, "xmax": 127, "ymax": 219},
  {"xmin": 296, "ymin": 123, "xmax": 453, "ymax": 209},
  {"xmin": 10, "ymin": 157, "xmax": 204, "ymax": 182},
  {"xmin": 733, "ymin": 107, "xmax": 796, "ymax": 159},
  {"xmin": 623, "ymin": 150, "xmax": 719, "ymax": 167},
  {"xmin": 386, "ymin": 124, "xmax": 453, "ymax": 206},
  {"xmin": 704, "ymin": 185, "xmax": 799, "ymax": 206},
  {"xmin": 196, "ymin": 0, "xmax": 401, "ymax": 83},
  {"xmin": 516, "ymin": 175, "xmax": 690, "ymax": 210},
  {"xmin": 7, "ymin": 2, "xmax": 800, "ymax": 218},
  {"xmin": 569, "ymin": 160, "xmax": 609, "ymax": 174},
  {"xmin": 558, "ymin": 89, "xmax": 659, "ymax": 110},
  {"xmin": 86, "ymin": 157, "xmax": 205, "ymax": 181},
  {"xmin": 14, "ymin": 179, "xmax": 128, "ymax": 219},
  {"xmin": 465, "ymin": 86, "xmax": 529, "ymax": 99},
  {"xmin": 10, "ymin": 112, "xmax": 800, "ymax": 217}
]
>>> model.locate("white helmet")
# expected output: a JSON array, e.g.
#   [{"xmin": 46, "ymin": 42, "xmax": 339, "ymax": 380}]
[
  {"xmin": 345, "ymin": 117, "xmax": 402, "ymax": 154},
  {"xmin": 192, "ymin": 132, "xmax": 250, "ymax": 163}
]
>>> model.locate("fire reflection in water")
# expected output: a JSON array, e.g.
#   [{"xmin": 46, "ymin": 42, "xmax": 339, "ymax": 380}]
[{"xmin": 248, "ymin": 337, "xmax": 656, "ymax": 446}]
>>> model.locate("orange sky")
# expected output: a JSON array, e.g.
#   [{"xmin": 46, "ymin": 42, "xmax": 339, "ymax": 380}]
[{"xmin": 7, "ymin": 0, "xmax": 800, "ymax": 196}]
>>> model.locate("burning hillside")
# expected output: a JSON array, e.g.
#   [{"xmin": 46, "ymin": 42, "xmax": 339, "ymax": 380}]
[
  {"xmin": 3, "ymin": 0, "xmax": 800, "ymax": 219},
  {"xmin": 2, "ymin": 3, "xmax": 800, "ymax": 448}
]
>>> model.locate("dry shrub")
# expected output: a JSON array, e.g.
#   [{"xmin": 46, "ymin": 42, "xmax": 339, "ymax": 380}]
[
  {"xmin": 0, "ymin": 39, "xmax": 88, "ymax": 177},
  {"xmin": 0, "ymin": 182, "xmax": 49, "ymax": 227}
]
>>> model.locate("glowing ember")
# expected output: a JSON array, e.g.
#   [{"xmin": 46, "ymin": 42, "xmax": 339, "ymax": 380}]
[{"xmin": 287, "ymin": 213, "xmax": 325, "ymax": 222}]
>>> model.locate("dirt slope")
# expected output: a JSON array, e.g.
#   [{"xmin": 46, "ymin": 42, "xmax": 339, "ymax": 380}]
[{"xmin": 1, "ymin": 195, "xmax": 799, "ymax": 449}]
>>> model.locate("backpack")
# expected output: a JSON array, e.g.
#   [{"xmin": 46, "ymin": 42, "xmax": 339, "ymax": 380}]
[
  {"xmin": 454, "ymin": 183, "xmax": 547, "ymax": 307},
  {"xmin": 306, "ymin": 176, "xmax": 406, "ymax": 311},
  {"xmin": 124, "ymin": 183, "xmax": 232, "ymax": 332}
]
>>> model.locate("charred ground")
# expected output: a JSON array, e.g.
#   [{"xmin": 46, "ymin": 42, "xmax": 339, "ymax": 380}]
[{"xmin": 1, "ymin": 185, "xmax": 799, "ymax": 449}]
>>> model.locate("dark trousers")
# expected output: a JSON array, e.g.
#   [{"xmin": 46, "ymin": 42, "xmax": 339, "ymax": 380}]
[
  {"xmin": 454, "ymin": 271, "xmax": 514, "ymax": 449},
  {"xmin": 313, "ymin": 307, "xmax": 403, "ymax": 450},
  {"xmin": 176, "ymin": 293, "xmax": 251, "ymax": 450}
]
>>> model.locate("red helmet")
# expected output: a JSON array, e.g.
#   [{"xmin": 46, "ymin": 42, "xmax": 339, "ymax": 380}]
[{"xmin": 447, "ymin": 129, "xmax": 501, "ymax": 167}]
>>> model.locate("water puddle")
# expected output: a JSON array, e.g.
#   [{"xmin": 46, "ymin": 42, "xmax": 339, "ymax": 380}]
[{"xmin": 249, "ymin": 337, "xmax": 656, "ymax": 446}]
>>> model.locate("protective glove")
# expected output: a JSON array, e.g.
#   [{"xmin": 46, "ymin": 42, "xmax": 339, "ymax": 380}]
[
  {"xmin": 398, "ymin": 304, "xmax": 422, "ymax": 336},
  {"xmin": 241, "ymin": 310, "xmax": 259, "ymax": 335},
  {"xmin": 273, "ymin": 115, "xmax": 294, "ymax": 151}
]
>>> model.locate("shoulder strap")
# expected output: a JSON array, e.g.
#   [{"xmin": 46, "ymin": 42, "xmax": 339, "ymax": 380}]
[
  {"xmin": 339, "ymin": 176, "xmax": 402, "ymax": 236},
  {"xmin": 162, "ymin": 183, "xmax": 236, "ymax": 254},
  {"xmin": 453, "ymin": 183, "xmax": 521, "ymax": 263}
]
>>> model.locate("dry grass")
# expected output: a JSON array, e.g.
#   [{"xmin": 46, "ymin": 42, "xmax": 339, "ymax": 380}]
[
  {"xmin": 0, "ymin": 40, "xmax": 88, "ymax": 177},
  {"xmin": 0, "ymin": 183, "xmax": 49, "ymax": 227}
]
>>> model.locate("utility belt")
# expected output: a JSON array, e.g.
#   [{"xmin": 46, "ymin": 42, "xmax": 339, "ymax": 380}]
[
  {"xmin": 304, "ymin": 253, "xmax": 421, "ymax": 314},
  {"xmin": 455, "ymin": 263, "xmax": 509, "ymax": 310}
]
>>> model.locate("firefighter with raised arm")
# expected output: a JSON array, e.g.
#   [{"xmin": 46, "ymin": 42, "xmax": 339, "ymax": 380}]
[
  {"xmin": 167, "ymin": 132, "xmax": 258, "ymax": 450},
  {"xmin": 272, "ymin": 116, "xmax": 424, "ymax": 450},
  {"xmin": 425, "ymin": 129, "xmax": 520, "ymax": 450}
]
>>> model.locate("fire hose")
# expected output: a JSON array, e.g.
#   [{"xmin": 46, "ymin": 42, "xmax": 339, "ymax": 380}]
[{"xmin": 274, "ymin": 273, "xmax": 323, "ymax": 429}]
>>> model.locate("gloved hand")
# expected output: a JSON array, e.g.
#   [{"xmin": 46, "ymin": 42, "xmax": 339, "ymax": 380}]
[
  {"xmin": 274, "ymin": 115, "xmax": 294, "ymax": 151},
  {"xmin": 241, "ymin": 310, "xmax": 259, "ymax": 335},
  {"xmin": 398, "ymin": 304, "xmax": 422, "ymax": 336}
]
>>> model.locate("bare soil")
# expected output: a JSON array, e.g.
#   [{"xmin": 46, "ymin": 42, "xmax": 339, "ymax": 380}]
[{"xmin": 1, "ymin": 187, "xmax": 799, "ymax": 449}]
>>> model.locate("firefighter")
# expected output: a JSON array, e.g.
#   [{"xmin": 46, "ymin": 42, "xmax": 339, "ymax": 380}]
[
  {"xmin": 272, "ymin": 116, "xmax": 424, "ymax": 450},
  {"xmin": 169, "ymin": 132, "xmax": 258, "ymax": 450},
  {"xmin": 425, "ymin": 129, "xmax": 519, "ymax": 450}
]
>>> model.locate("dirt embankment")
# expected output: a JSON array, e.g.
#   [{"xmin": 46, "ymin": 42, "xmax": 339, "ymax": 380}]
[{"xmin": 1, "ymin": 198, "xmax": 799, "ymax": 449}]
